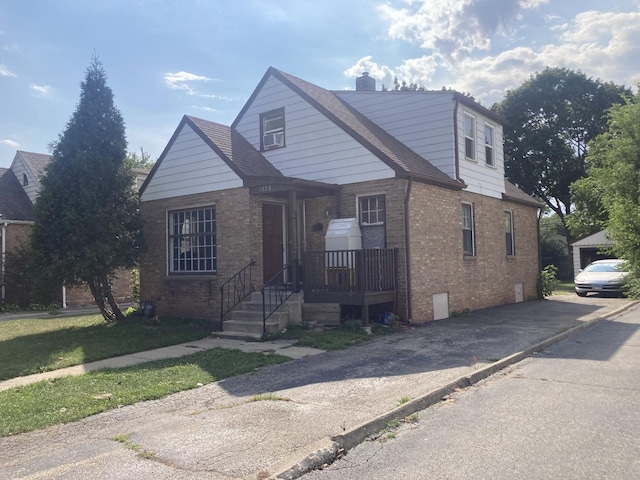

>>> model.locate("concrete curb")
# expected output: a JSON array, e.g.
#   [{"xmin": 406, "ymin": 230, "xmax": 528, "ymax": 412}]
[{"xmin": 267, "ymin": 300, "xmax": 638, "ymax": 480}]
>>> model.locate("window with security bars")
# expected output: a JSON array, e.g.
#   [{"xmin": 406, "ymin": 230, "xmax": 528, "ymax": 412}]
[
  {"xmin": 169, "ymin": 206, "xmax": 216, "ymax": 273},
  {"xmin": 462, "ymin": 203, "xmax": 475, "ymax": 256},
  {"xmin": 359, "ymin": 195, "xmax": 386, "ymax": 248}
]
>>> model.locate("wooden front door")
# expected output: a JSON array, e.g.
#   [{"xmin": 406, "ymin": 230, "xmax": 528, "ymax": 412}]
[{"xmin": 262, "ymin": 203, "xmax": 284, "ymax": 284}]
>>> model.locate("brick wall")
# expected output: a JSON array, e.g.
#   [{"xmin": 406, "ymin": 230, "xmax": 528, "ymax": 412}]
[
  {"xmin": 139, "ymin": 187, "xmax": 255, "ymax": 327},
  {"xmin": 408, "ymin": 183, "xmax": 539, "ymax": 322}
]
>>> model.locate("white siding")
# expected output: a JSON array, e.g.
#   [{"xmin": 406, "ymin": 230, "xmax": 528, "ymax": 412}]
[
  {"xmin": 336, "ymin": 91, "xmax": 457, "ymax": 178},
  {"xmin": 10, "ymin": 155, "xmax": 40, "ymax": 204},
  {"xmin": 141, "ymin": 124, "xmax": 242, "ymax": 202},
  {"xmin": 457, "ymin": 108, "xmax": 505, "ymax": 198},
  {"xmin": 234, "ymin": 76, "xmax": 395, "ymax": 185}
]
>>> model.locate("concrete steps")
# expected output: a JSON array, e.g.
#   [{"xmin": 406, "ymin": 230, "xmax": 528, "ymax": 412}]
[{"xmin": 221, "ymin": 290, "xmax": 302, "ymax": 337}]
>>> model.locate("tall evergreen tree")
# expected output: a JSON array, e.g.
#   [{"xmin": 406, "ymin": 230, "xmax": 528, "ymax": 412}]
[{"xmin": 30, "ymin": 55, "xmax": 144, "ymax": 322}]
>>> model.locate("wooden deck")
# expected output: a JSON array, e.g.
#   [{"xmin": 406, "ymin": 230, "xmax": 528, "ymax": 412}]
[{"xmin": 302, "ymin": 248, "xmax": 398, "ymax": 324}]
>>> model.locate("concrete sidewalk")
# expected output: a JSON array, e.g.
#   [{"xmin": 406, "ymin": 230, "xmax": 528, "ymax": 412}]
[
  {"xmin": 0, "ymin": 337, "xmax": 325, "ymax": 392},
  {"xmin": 0, "ymin": 295, "xmax": 637, "ymax": 480}
]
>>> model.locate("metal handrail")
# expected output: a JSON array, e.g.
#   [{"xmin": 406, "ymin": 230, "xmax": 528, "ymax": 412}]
[
  {"xmin": 261, "ymin": 260, "xmax": 300, "ymax": 334},
  {"xmin": 219, "ymin": 260, "xmax": 255, "ymax": 329}
]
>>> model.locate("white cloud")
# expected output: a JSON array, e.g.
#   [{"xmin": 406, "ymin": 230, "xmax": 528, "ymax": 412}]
[
  {"xmin": 344, "ymin": 56, "xmax": 396, "ymax": 89},
  {"xmin": 164, "ymin": 71, "xmax": 214, "ymax": 95},
  {"xmin": 370, "ymin": 3, "xmax": 640, "ymax": 105},
  {"xmin": 0, "ymin": 63, "xmax": 16, "ymax": 77},
  {"xmin": 1, "ymin": 139, "xmax": 20, "ymax": 148},
  {"xmin": 31, "ymin": 84, "xmax": 51, "ymax": 97},
  {"xmin": 192, "ymin": 106, "xmax": 220, "ymax": 113},
  {"xmin": 377, "ymin": 0, "xmax": 548, "ymax": 61}
]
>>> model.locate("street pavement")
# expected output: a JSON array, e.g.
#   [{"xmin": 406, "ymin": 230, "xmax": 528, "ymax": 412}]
[
  {"xmin": 303, "ymin": 301, "xmax": 640, "ymax": 479},
  {"xmin": 0, "ymin": 295, "xmax": 635, "ymax": 480}
]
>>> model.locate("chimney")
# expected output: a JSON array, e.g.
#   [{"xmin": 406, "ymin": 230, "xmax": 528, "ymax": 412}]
[{"xmin": 356, "ymin": 72, "xmax": 376, "ymax": 91}]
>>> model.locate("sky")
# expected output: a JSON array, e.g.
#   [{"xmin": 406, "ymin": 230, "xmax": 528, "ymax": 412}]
[{"xmin": 1, "ymin": 0, "xmax": 639, "ymax": 169}]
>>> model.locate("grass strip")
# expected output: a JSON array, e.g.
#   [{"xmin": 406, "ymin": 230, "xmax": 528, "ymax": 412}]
[
  {"xmin": 0, "ymin": 348, "xmax": 289, "ymax": 437},
  {"xmin": 262, "ymin": 322, "xmax": 393, "ymax": 350},
  {"xmin": 0, "ymin": 315, "xmax": 212, "ymax": 381}
]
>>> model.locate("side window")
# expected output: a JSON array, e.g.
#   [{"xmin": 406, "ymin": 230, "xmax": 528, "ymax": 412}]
[
  {"xmin": 505, "ymin": 210, "xmax": 515, "ymax": 256},
  {"xmin": 464, "ymin": 114, "xmax": 476, "ymax": 161},
  {"xmin": 260, "ymin": 108, "xmax": 285, "ymax": 150},
  {"xmin": 359, "ymin": 195, "xmax": 386, "ymax": 249},
  {"xmin": 462, "ymin": 203, "xmax": 475, "ymax": 256},
  {"xmin": 168, "ymin": 206, "xmax": 216, "ymax": 273},
  {"xmin": 22, "ymin": 173, "xmax": 28, "ymax": 186},
  {"xmin": 484, "ymin": 124, "xmax": 494, "ymax": 167}
]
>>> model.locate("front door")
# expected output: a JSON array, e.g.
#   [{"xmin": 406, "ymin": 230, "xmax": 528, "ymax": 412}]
[{"xmin": 262, "ymin": 203, "xmax": 285, "ymax": 283}]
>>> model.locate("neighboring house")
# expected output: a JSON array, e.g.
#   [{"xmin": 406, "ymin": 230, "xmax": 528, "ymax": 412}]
[
  {"xmin": 139, "ymin": 67, "xmax": 541, "ymax": 330},
  {"xmin": 570, "ymin": 230, "xmax": 616, "ymax": 277},
  {"xmin": 0, "ymin": 150, "xmax": 148, "ymax": 307}
]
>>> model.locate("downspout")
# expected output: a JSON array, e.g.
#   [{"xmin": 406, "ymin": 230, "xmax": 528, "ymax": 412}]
[
  {"xmin": 453, "ymin": 97, "xmax": 462, "ymax": 182},
  {"xmin": 1, "ymin": 218, "xmax": 6, "ymax": 302},
  {"xmin": 404, "ymin": 177, "xmax": 413, "ymax": 322}
]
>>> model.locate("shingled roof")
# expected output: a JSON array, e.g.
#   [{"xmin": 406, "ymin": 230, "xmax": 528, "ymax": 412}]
[
  {"xmin": 15, "ymin": 150, "xmax": 51, "ymax": 179},
  {"xmin": 503, "ymin": 180, "xmax": 543, "ymax": 208},
  {"xmin": 0, "ymin": 168, "xmax": 34, "ymax": 221},
  {"xmin": 257, "ymin": 68, "xmax": 465, "ymax": 190}
]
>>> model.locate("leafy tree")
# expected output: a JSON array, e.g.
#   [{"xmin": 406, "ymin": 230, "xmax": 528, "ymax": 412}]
[
  {"xmin": 30, "ymin": 55, "xmax": 144, "ymax": 322},
  {"xmin": 126, "ymin": 147, "xmax": 155, "ymax": 170},
  {"xmin": 569, "ymin": 91, "xmax": 640, "ymax": 296},
  {"xmin": 493, "ymin": 67, "xmax": 630, "ymax": 237}
]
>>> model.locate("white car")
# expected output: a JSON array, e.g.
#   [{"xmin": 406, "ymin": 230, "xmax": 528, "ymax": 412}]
[{"xmin": 574, "ymin": 259, "xmax": 628, "ymax": 297}]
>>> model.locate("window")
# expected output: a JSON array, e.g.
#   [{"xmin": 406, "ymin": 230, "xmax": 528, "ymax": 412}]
[
  {"xmin": 464, "ymin": 114, "xmax": 476, "ymax": 160},
  {"xmin": 260, "ymin": 108, "xmax": 285, "ymax": 150},
  {"xmin": 505, "ymin": 211, "xmax": 515, "ymax": 256},
  {"xmin": 462, "ymin": 203, "xmax": 475, "ymax": 256},
  {"xmin": 359, "ymin": 195, "xmax": 386, "ymax": 248},
  {"xmin": 169, "ymin": 206, "xmax": 216, "ymax": 273},
  {"xmin": 484, "ymin": 124, "xmax": 494, "ymax": 166},
  {"xmin": 22, "ymin": 173, "xmax": 28, "ymax": 186}
]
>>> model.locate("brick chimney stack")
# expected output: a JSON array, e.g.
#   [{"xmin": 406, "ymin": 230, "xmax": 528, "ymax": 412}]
[{"xmin": 356, "ymin": 72, "xmax": 376, "ymax": 91}]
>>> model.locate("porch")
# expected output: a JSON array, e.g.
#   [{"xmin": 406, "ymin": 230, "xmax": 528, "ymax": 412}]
[{"xmin": 302, "ymin": 248, "xmax": 398, "ymax": 325}]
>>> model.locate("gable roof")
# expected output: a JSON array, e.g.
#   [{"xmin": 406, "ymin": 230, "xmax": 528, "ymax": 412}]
[
  {"xmin": 233, "ymin": 67, "xmax": 464, "ymax": 191},
  {"xmin": 139, "ymin": 115, "xmax": 283, "ymax": 195},
  {"xmin": 15, "ymin": 150, "xmax": 52, "ymax": 179},
  {"xmin": 0, "ymin": 168, "xmax": 34, "ymax": 221}
]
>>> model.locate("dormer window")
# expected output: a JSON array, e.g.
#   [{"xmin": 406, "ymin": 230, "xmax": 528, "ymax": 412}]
[
  {"xmin": 464, "ymin": 113, "xmax": 476, "ymax": 161},
  {"xmin": 484, "ymin": 124, "xmax": 494, "ymax": 166},
  {"xmin": 261, "ymin": 108, "xmax": 285, "ymax": 150},
  {"xmin": 22, "ymin": 173, "xmax": 28, "ymax": 186}
]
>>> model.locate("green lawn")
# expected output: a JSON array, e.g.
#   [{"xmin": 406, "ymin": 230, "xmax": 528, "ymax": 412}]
[
  {"xmin": 0, "ymin": 314, "xmax": 212, "ymax": 381},
  {"xmin": 0, "ymin": 348, "xmax": 289, "ymax": 437},
  {"xmin": 553, "ymin": 281, "xmax": 575, "ymax": 296}
]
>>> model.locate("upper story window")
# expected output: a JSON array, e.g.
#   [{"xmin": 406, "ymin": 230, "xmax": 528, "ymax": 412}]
[
  {"xmin": 359, "ymin": 194, "xmax": 386, "ymax": 248},
  {"xmin": 464, "ymin": 114, "xmax": 476, "ymax": 161},
  {"xmin": 505, "ymin": 210, "xmax": 515, "ymax": 256},
  {"xmin": 22, "ymin": 173, "xmax": 28, "ymax": 186},
  {"xmin": 462, "ymin": 203, "xmax": 475, "ymax": 256},
  {"xmin": 484, "ymin": 124, "xmax": 495, "ymax": 167},
  {"xmin": 260, "ymin": 108, "xmax": 285, "ymax": 150},
  {"xmin": 168, "ymin": 206, "xmax": 216, "ymax": 274}
]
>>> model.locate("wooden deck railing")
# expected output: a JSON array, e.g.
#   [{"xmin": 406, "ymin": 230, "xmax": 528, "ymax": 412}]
[{"xmin": 303, "ymin": 248, "xmax": 397, "ymax": 295}]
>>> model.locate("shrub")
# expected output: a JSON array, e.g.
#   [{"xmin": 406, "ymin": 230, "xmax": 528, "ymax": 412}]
[{"xmin": 537, "ymin": 264, "xmax": 560, "ymax": 298}]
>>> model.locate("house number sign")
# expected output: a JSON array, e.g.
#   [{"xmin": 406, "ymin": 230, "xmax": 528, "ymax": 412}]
[{"xmin": 259, "ymin": 185, "xmax": 272, "ymax": 193}]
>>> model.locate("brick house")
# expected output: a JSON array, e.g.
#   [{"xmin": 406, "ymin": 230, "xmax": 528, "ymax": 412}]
[
  {"xmin": 0, "ymin": 150, "xmax": 147, "ymax": 307},
  {"xmin": 139, "ymin": 68, "xmax": 541, "ymax": 332}
]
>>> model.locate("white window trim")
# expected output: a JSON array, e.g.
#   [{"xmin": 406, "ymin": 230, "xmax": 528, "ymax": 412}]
[
  {"xmin": 462, "ymin": 202, "xmax": 475, "ymax": 256},
  {"xmin": 505, "ymin": 210, "xmax": 515, "ymax": 256},
  {"xmin": 464, "ymin": 112, "xmax": 477, "ymax": 162},
  {"xmin": 357, "ymin": 193, "xmax": 386, "ymax": 226},
  {"xmin": 484, "ymin": 123, "xmax": 495, "ymax": 168},
  {"xmin": 261, "ymin": 108, "xmax": 285, "ymax": 150}
]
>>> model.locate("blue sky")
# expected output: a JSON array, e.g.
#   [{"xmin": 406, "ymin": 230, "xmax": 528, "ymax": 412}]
[{"xmin": 1, "ymin": 0, "xmax": 639, "ymax": 168}]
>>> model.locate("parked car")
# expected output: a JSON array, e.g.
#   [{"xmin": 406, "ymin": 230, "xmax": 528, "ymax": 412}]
[{"xmin": 574, "ymin": 259, "xmax": 628, "ymax": 297}]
